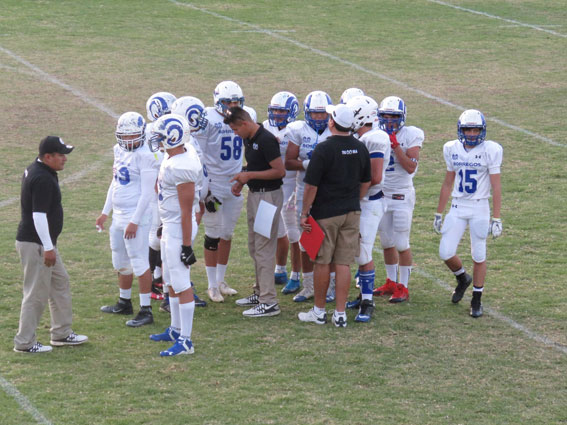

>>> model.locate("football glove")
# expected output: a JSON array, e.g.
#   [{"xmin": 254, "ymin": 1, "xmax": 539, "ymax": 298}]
[
  {"xmin": 389, "ymin": 133, "xmax": 400, "ymax": 150},
  {"xmin": 204, "ymin": 190, "xmax": 222, "ymax": 213},
  {"xmin": 433, "ymin": 213, "xmax": 443, "ymax": 234},
  {"xmin": 156, "ymin": 224, "xmax": 163, "ymax": 239},
  {"xmin": 490, "ymin": 218, "xmax": 502, "ymax": 239},
  {"xmin": 180, "ymin": 245, "xmax": 197, "ymax": 266}
]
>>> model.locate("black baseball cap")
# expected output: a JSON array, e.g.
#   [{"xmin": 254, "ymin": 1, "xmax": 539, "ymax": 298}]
[{"xmin": 39, "ymin": 136, "xmax": 74, "ymax": 155}]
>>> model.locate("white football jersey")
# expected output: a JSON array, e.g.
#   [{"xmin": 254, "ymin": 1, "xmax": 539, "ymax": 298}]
[
  {"xmin": 158, "ymin": 145, "xmax": 202, "ymax": 224},
  {"xmin": 283, "ymin": 120, "xmax": 332, "ymax": 189},
  {"xmin": 111, "ymin": 142, "xmax": 161, "ymax": 219},
  {"xmin": 193, "ymin": 106, "xmax": 257, "ymax": 178},
  {"xmin": 383, "ymin": 125, "xmax": 424, "ymax": 192},
  {"xmin": 443, "ymin": 139, "xmax": 503, "ymax": 200},
  {"xmin": 359, "ymin": 128, "xmax": 391, "ymax": 199},
  {"xmin": 263, "ymin": 120, "xmax": 296, "ymax": 184}
]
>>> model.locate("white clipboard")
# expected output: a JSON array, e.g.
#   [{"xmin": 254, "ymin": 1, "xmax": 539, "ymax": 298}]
[{"xmin": 253, "ymin": 200, "xmax": 277, "ymax": 238}]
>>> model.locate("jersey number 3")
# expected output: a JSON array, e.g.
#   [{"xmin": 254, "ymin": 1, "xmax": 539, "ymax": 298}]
[
  {"xmin": 220, "ymin": 136, "xmax": 243, "ymax": 161},
  {"xmin": 458, "ymin": 169, "xmax": 477, "ymax": 194}
]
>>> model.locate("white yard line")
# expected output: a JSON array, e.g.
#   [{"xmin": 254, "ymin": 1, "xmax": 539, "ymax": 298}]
[
  {"xmin": 425, "ymin": 0, "xmax": 567, "ymax": 38},
  {"xmin": 169, "ymin": 1, "xmax": 565, "ymax": 148},
  {"xmin": 0, "ymin": 376, "xmax": 53, "ymax": 425}
]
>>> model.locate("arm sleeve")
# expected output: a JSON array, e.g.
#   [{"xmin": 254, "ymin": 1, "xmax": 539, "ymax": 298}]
[
  {"xmin": 130, "ymin": 168, "xmax": 158, "ymax": 224},
  {"xmin": 32, "ymin": 212, "xmax": 54, "ymax": 250},
  {"xmin": 101, "ymin": 179, "xmax": 114, "ymax": 215}
]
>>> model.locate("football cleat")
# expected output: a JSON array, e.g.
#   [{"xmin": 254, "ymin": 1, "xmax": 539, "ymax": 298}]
[
  {"xmin": 452, "ymin": 272, "xmax": 472, "ymax": 304},
  {"xmin": 470, "ymin": 293, "xmax": 483, "ymax": 318},
  {"xmin": 159, "ymin": 294, "xmax": 170, "ymax": 313},
  {"xmin": 160, "ymin": 337, "xmax": 194, "ymax": 357},
  {"xmin": 219, "ymin": 281, "xmax": 237, "ymax": 296},
  {"xmin": 274, "ymin": 271, "xmax": 288, "ymax": 285},
  {"xmin": 126, "ymin": 306, "xmax": 153, "ymax": 327},
  {"xmin": 151, "ymin": 282, "xmax": 164, "ymax": 300},
  {"xmin": 293, "ymin": 275, "xmax": 314, "ymax": 302},
  {"xmin": 207, "ymin": 287, "xmax": 224, "ymax": 303},
  {"xmin": 355, "ymin": 300, "xmax": 375, "ymax": 323},
  {"xmin": 346, "ymin": 294, "xmax": 362, "ymax": 309},
  {"xmin": 194, "ymin": 293, "xmax": 207, "ymax": 307},
  {"xmin": 100, "ymin": 297, "xmax": 133, "ymax": 315},
  {"xmin": 150, "ymin": 327, "xmax": 180, "ymax": 342},
  {"xmin": 281, "ymin": 278, "xmax": 301, "ymax": 294},
  {"xmin": 389, "ymin": 284, "xmax": 409, "ymax": 303},
  {"xmin": 298, "ymin": 308, "xmax": 327, "ymax": 325},
  {"xmin": 373, "ymin": 278, "xmax": 397, "ymax": 297}
]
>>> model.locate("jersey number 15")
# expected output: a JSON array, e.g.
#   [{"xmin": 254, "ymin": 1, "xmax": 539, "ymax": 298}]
[{"xmin": 458, "ymin": 169, "xmax": 477, "ymax": 194}]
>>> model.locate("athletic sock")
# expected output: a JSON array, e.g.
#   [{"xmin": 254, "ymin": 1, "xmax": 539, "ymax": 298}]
[
  {"xmin": 359, "ymin": 270, "xmax": 375, "ymax": 301},
  {"xmin": 139, "ymin": 292, "xmax": 151, "ymax": 307},
  {"xmin": 275, "ymin": 264, "xmax": 287, "ymax": 274},
  {"xmin": 314, "ymin": 305, "xmax": 326, "ymax": 315},
  {"xmin": 206, "ymin": 266, "xmax": 217, "ymax": 289},
  {"xmin": 154, "ymin": 266, "xmax": 162, "ymax": 280},
  {"xmin": 179, "ymin": 301, "xmax": 195, "ymax": 340},
  {"xmin": 453, "ymin": 267, "xmax": 465, "ymax": 276},
  {"xmin": 119, "ymin": 288, "xmax": 132, "ymax": 300},
  {"xmin": 399, "ymin": 266, "xmax": 412, "ymax": 288},
  {"xmin": 169, "ymin": 296, "xmax": 181, "ymax": 330},
  {"xmin": 290, "ymin": 271, "xmax": 300, "ymax": 281},
  {"xmin": 216, "ymin": 263, "xmax": 228, "ymax": 284},
  {"xmin": 385, "ymin": 264, "xmax": 398, "ymax": 282}
]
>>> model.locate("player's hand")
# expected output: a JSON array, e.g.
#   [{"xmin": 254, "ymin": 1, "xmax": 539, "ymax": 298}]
[
  {"xmin": 490, "ymin": 218, "xmax": 502, "ymax": 239},
  {"xmin": 433, "ymin": 213, "xmax": 443, "ymax": 234},
  {"xmin": 204, "ymin": 190, "xmax": 222, "ymax": 212},
  {"xmin": 124, "ymin": 222, "xmax": 138, "ymax": 239},
  {"xmin": 95, "ymin": 214, "xmax": 107, "ymax": 232},
  {"xmin": 389, "ymin": 133, "xmax": 400, "ymax": 150},
  {"xmin": 180, "ymin": 245, "xmax": 196, "ymax": 267},
  {"xmin": 44, "ymin": 249, "xmax": 56, "ymax": 267},
  {"xmin": 156, "ymin": 224, "xmax": 163, "ymax": 239}
]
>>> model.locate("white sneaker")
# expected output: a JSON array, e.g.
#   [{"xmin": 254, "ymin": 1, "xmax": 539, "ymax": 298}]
[
  {"xmin": 51, "ymin": 331, "xmax": 88, "ymax": 346},
  {"xmin": 298, "ymin": 308, "xmax": 327, "ymax": 325},
  {"xmin": 242, "ymin": 303, "xmax": 280, "ymax": 317},
  {"xmin": 293, "ymin": 275, "xmax": 314, "ymax": 302},
  {"xmin": 14, "ymin": 342, "xmax": 52, "ymax": 353},
  {"xmin": 332, "ymin": 312, "xmax": 347, "ymax": 328},
  {"xmin": 207, "ymin": 287, "xmax": 224, "ymax": 303},
  {"xmin": 219, "ymin": 281, "xmax": 238, "ymax": 296}
]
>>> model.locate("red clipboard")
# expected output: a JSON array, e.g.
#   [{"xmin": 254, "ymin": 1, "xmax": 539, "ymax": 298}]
[{"xmin": 299, "ymin": 216, "xmax": 325, "ymax": 261}]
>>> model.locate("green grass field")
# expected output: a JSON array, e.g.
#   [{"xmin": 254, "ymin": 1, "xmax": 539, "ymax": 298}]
[{"xmin": 1, "ymin": 1, "xmax": 566, "ymax": 424}]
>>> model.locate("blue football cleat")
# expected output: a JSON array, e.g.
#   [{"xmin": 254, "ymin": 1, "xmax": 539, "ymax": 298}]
[
  {"xmin": 150, "ymin": 326, "xmax": 180, "ymax": 342},
  {"xmin": 274, "ymin": 272, "xmax": 288, "ymax": 285},
  {"xmin": 282, "ymin": 278, "xmax": 301, "ymax": 294},
  {"xmin": 160, "ymin": 337, "xmax": 194, "ymax": 357}
]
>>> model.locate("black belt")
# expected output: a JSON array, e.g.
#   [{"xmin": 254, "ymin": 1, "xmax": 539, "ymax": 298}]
[
  {"xmin": 368, "ymin": 191, "xmax": 384, "ymax": 201},
  {"xmin": 249, "ymin": 187, "xmax": 279, "ymax": 193}
]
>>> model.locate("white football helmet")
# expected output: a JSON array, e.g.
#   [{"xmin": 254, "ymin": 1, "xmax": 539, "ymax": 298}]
[
  {"xmin": 340, "ymin": 88, "xmax": 365, "ymax": 104},
  {"xmin": 213, "ymin": 81, "xmax": 244, "ymax": 116},
  {"xmin": 347, "ymin": 95, "xmax": 378, "ymax": 131},
  {"xmin": 304, "ymin": 90, "xmax": 332, "ymax": 132},
  {"xmin": 149, "ymin": 114, "xmax": 190, "ymax": 151},
  {"xmin": 268, "ymin": 91, "xmax": 299, "ymax": 128},
  {"xmin": 171, "ymin": 96, "xmax": 208, "ymax": 131},
  {"xmin": 146, "ymin": 92, "xmax": 177, "ymax": 121},
  {"xmin": 458, "ymin": 109, "xmax": 486, "ymax": 146},
  {"xmin": 115, "ymin": 112, "xmax": 146, "ymax": 152},
  {"xmin": 378, "ymin": 96, "xmax": 407, "ymax": 134}
]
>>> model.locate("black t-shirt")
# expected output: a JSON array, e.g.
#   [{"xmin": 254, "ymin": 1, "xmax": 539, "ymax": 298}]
[
  {"xmin": 244, "ymin": 125, "xmax": 283, "ymax": 191},
  {"xmin": 304, "ymin": 135, "xmax": 371, "ymax": 220},
  {"xmin": 16, "ymin": 159, "xmax": 64, "ymax": 246}
]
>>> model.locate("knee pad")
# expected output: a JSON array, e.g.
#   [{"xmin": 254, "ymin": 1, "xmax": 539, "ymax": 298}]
[
  {"xmin": 117, "ymin": 266, "xmax": 133, "ymax": 276},
  {"xmin": 393, "ymin": 209, "xmax": 411, "ymax": 233},
  {"xmin": 287, "ymin": 227, "xmax": 301, "ymax": 244},
  {"xmin": 394, "ymin": 232, "xmax": 410, "ymax": 252},
  {"xmin": 204, "ymin": 234, "xmax": 221, "ymax": 251},
  {"xmin": 439, "ymin": 239, "xmax": 457, "ymax": 261},
  {"xmin": 470, "ymin": 217, "xmax": 489, "ymax": 263},
  {"xmin": 356, "ymin": 239, "xmax": 373, "ymax": 266}
]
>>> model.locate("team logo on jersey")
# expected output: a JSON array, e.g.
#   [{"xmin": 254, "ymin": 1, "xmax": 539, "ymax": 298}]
[
  {"xmin": 302, "ymin": 136, "xmax": 311, "ymax": 144},
  {"xmin": 452, "ymin": 154, "xmax": 459, "ymax": 160},
  {"xmin": 214, "ymin": 122, "xmax": 223, "ymax": 130}
]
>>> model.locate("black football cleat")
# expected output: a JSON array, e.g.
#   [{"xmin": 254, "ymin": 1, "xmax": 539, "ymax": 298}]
[
  {"xmin": 470, "ymin": 297, "xmax": 483, "ymax": 318},
  {"xmin": 100, "ymin": 298, "xmax": 133, "ymax": 315},
  {"xmin": 126, "ymin": 306, "xmax": 154, "ymax": 327},
  {"xmin": 451, "ymin": 272, "xmax": 472, "ymax": 304}
]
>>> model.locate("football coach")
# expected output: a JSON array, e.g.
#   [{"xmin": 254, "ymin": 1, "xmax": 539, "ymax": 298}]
[{"xmin": 14, "ymin": 136, "xmax": 88, "ymax": 353}]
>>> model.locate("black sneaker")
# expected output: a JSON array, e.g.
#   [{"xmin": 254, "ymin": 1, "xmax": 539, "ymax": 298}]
[
  {"xmin": 194, "ymin": 293, "xmax": 207, "ymax": 308},
  {"xmin": 235, "ymin": 293, "xmax": 259, "ymax": 306},
  {"xmin": 100, "ymin": 297, "xmax": 133, "ymax": 315},
  {"xmin": 126, "ymin": 306, "xmax": 154, "ymax": 327},
  {"xmin": 159, "ymin": 296, "xmax": 170, "ymax": 313},
  {"xmin": 355, "ymin": 299, "xmax": 375, "ymax": 322},
  {"xmin": 470, "ymin": 297, "xmax": 483, "ymax": 318},
  {"xmin": 451, "ymin": 272, "xmax": 472, "ymax": 304}
]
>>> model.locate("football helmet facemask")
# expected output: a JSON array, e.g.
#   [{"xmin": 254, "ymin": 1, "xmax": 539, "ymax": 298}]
[
  {"xmin": 458, "ymin": 109, "xmax": 486, "ymax": 146},
  {"xmin": 213, "ymin": 81, "xmax": 244, "ymax": 116},
  {"xmin": 304, "ymin": 90, "xmax": 332, "ymax": 132},
  {"xmin": 268, "ymin": 91, "xmax": 299, "ymax": 128},
  {"xmin": 347, "ymin": 95, "xmax": 378, "ymax": 131},
  {"xmin": 116, "ymin": 112, "xmax": 146, "ymax": 152},
  {"xmin": 340, "ymin": 88, "xmax": 365, "ymax": 104},
  {"xmin": 378, "ymin": 96, "xmax": 407, "ymax": 134},
  {"xmin": 149, "ymin": 114, "xmax": 190, "ymax": 152},
  {"xmin": 171, "ymin": 96, "xmax": 208, "ymax": 132},
  {"xmin": 146, "ymin": 92, "xmax": 177, "ymax": 122}
]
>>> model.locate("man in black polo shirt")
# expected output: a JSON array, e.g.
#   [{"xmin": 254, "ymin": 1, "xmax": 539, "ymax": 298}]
[
  {"xmin": 298, "ymin": 104, "xmax": 371, "ymax": 327},
  {"xmin": 223, "ymin": 107, "xmax": 286, "ymax": 317},
  {"xmin": 14, "ymin": 136, "xmax": 88, "ymax": 353}
]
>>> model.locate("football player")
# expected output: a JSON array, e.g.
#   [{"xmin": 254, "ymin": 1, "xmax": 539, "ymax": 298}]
[
  {"xmin": 375, "ymin": 96, "xmax": 424, "ymax": 303},
  {"xmin": 192, "ymin": 81, "xmax": 257, "ymax": 303},
  {"xmin": 145, "ymin": 92, "xmax": 176, "ymax": 304},
  {"xmin": 339, "ymin": 87, "xmax": 365, "ymax": 104},
  {"xmin": 148, "ymin": 114, "xmax": 202, "ymax": 356},
  {"xmin": 283, "ymin": 90, "xmax": 333, "ymax": 302},
  {"xmin": 344, "ymin": 95, "xmax": 390, "ymax": 322},
  {"xmin": 263, "ymin": 91, "xmax": 301, "ymax": 291},
  {"xmin": 434, "ymin": 110, "xmax": 502, "ymax": 318},
  {"xmin": 96, "ymin": 111, "xmax": 161, "ymax": 327}
]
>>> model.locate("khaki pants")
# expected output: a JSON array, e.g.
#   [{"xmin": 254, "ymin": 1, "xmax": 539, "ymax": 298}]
[
  {"xmin": 14, "ymin": 241, "xmax": 73, "ymax": 350},
  {"xmin": 247, "ymin": 189, "xmax": 283, "ymax": 305}
]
